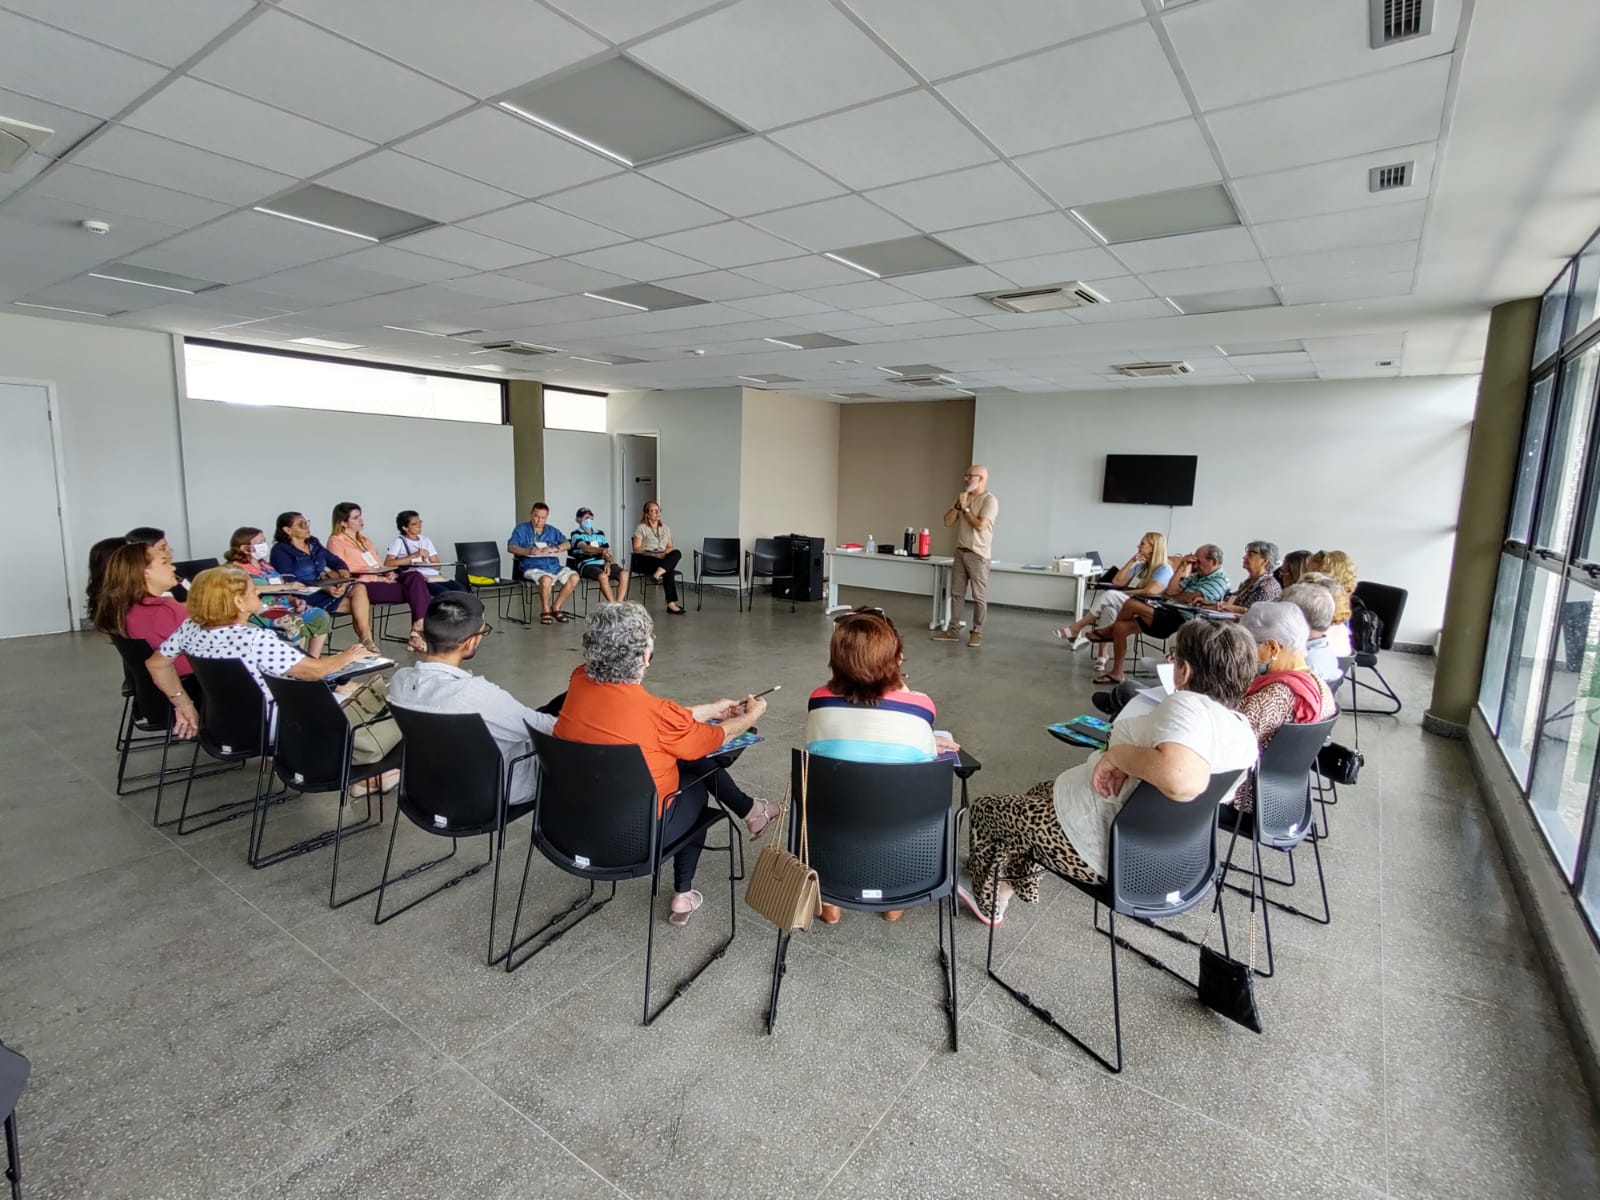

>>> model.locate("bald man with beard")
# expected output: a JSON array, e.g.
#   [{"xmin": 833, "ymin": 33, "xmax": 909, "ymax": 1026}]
[{"xmin": 933, "ymin": 464, "xmax": 999, "ymax": 648}]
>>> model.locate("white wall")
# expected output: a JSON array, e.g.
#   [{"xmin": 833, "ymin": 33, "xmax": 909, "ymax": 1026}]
[
  {"xmin": 0, "ymin": 312, "xmax": 187, "ymax": 617},
  {"xmin": 541, "ymin": 429, "xmax": 612, "ymax": 536},
  {"xmin": 738, "ymin": 388, "xmax": 840, "ymax": 548},
  {"xmin": 607, "ymin": 388, "xmax": 742, "ymax": 559},
  {"xmin": 972, "ymin": 377, "xmax": 1479, "ymax": 643},
  {"xmin": 178, "ymin": 394, "xmax": 513, "ymax": 566}
]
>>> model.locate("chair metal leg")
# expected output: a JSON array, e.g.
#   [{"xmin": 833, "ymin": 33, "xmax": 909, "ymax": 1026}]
[
  {"xmin": 643, "ymin": 833, "xmax": 738, "ymax": 1026},
  {"xmin": 329, "ymin": 784, "xmax": 386, "ymax": 908},
  {"xmin": 1349, "ymin": 663, "xmax": 1403, "ymax": 716},
  {"xmin": 504, "ymin": 832, "xmax": 616, "ymax": 973},
  {"xmin": 372, "ymin": 820, "xmax": 472, "ymax": 926},
  {"xmin": 171, "ymin": 741, "xmax": 260, "ymax": 837},
  {"xmin": 939, "ymin": 889, "xmax": 959, "ymax": 1051},
  {"xmin": 4, "ymin": 1111, "xmax": 20, "ymax": 1200}
]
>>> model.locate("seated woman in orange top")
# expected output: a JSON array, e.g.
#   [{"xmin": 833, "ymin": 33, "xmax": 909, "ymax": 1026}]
[
  {"xmin": 326, "ymin": 500, "xmax": 432, "ymax": 652},
  {"xmin": 553, "ymin": 602, "xmax": 777, "ymax": 926}
]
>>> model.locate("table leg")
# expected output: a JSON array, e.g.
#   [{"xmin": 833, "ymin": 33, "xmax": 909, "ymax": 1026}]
[
  {"xmin": 824, "ymin": 557, "xmax": 847, "ymax": 615},
  {"xmin": 1072, "ymin": 575, "xmax": 1085, "ymax": 622},
  {"xmin": 929, "ymin": 563, "xmax": 952, "ymax": 630}
]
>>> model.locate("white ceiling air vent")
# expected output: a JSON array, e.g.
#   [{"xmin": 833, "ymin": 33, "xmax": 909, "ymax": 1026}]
[
  {"xmin": 1370, "ymin": 0, "xmax": 1432, "ymax": 48},
  {"xmin": 1368, "ymin": 161, "xmax": 1413, "ymax": 192},
  {"xmin": 0, "ymin": 115, "xmax": 52, "ymax": 173},
  {"xmin": 1114, "ymin": 361, "xmax": 1193, "ymax": 378},
  {"xmin": 477, "ymin": 340, "xmax": 560, "ymax": 356},
  {"xmin": 981, "ymin": 282, "xmax": 1106, "ymax": 314}
]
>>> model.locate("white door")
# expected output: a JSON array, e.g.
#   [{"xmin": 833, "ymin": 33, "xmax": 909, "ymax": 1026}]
[
  {"xmin": 0, "ymin": 381, "xmax": 72, "ymax": 637},
  {"xmin": 619, "ymin": 434, "xmax": 657, "ymax": 536}
]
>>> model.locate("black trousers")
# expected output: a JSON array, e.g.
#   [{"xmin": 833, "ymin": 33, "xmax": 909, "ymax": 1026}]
[
  {"xmin": 665, "ymin": 759, "xmax": 754, "ymax": 892},
  {"xmin": 1138, "ymin": 607, "xmax": 1186, "ymax": 640},
  {"xmin": 631, "ymin": 551, "xmax": 682, "ymax": 604}
]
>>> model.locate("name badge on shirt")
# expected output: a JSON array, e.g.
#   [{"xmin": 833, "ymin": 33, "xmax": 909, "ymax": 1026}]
[{"xmin": 361, "ymin": 549, "xmax": 380, "ymax": 568}]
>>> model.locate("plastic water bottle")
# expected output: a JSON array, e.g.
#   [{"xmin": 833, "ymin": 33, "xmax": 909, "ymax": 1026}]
[
  {"xmin": 866, "ymin": 534, "xmax": 875, "ymax": 553},
  {"xmin": 918, "ymin": 527, "xmax": 930, "ymax": 556}
]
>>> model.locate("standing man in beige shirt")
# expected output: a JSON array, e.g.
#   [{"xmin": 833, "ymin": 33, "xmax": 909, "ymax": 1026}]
[{"xmin": 933, "ymin": 464, "xmax": 999, "ymax": 648}]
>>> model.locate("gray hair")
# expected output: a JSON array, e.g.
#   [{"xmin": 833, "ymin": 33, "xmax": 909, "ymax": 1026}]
[
  {"xmin": 1246, "ymin": 540, "xmax": 1280, "ymax": 569},
  {"xmin": 1240, "ymin": 601, "xmax": 1310, "ymax": 652},
  {"xmin": 1197, "ymin": 543, "xmax": 1223, "ymax": 564},
  {"xmin": 1282, "ymin": 582, "xmax": 1334, "ymax": 633},
  {"xmin": 582, "ymin": 601, "xmax": 654, "ymax": 684}
]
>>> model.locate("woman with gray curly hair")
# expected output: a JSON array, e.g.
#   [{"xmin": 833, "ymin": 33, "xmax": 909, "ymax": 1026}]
[
  {"xmin": 553, "ymin": 602, "xmax": 778, "ymax": 926},
  {"xmin": 1214, "ymin": 540, "xmax": 1283, "ymax": 613}
]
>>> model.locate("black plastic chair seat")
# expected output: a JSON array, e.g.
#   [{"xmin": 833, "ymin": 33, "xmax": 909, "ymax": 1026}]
[{"xmin": 0, "ymin": 1041, "xmax": 28, "ymax": 1118}]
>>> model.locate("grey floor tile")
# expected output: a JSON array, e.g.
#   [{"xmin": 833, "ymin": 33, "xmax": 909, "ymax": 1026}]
[{"xmin": 0, "ymin": 778, "xmax": 171, "ymax": 901}]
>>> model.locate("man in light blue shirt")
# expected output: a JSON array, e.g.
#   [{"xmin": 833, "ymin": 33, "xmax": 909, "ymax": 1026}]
[
  {"xmin": 507, "ymin": 502, "xmax": 579, "ymax": 623},
  {"xmin": 1093, "ymin": 544, "xmax": 1231, "ymax": 684}
]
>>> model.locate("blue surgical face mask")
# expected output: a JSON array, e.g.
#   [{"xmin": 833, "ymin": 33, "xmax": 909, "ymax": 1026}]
[{"xmin": 581, "ymin": 519, "xmax": 595, "ymax": 532}]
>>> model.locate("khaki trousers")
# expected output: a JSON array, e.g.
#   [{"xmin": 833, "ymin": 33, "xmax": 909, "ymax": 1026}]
[{"xmin": 951, "ymin": 548, "xmax": 990, "ymax": 631}]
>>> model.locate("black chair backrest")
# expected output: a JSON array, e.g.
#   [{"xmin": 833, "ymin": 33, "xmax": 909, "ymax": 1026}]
[
  {"xmin": 173, "ymin": 557, "xmax": 219, "ymax": 583},
  {"xmin": 1108, "ymin": 770, "xmax": 1245, "ymax": 919},
  {"xmin": 111, "ymin": 634, "xmax": 176, "ymax": 730},
  {"xmin": 264, "ymin": 674, "xmax": 353, "ymax": 791},
  {"xmin": 387, "ymin": 705, "xmax": 506, "ymax": 835},
  {"xmin": 750, "ymin": 537, "xmax": 792, "ymax": 577},
  {"xmin": 455, "ymin": 540, "xmax": 505, "ymax": 586},
  {"xmin": 1255, "ymin": 714, "xmax": 1339, "ymax": 845},
  {"xmin": 791, "ymin": 749, "xmax": 954, "ymax": 905},
  {"xmin": 1352, "ymin": 581, "xmax": 1407, "ymax": 650},
  {"xmin": 699, "ymin": 538, "xmax": 740, "ymax": 574},
  {"xmin": 187, "ymin": 655, "xmax": 271, "ymax": 758},
  {"xmin": 0, "ymin": 1038, "xmax": 30, "ymax": 1119},
  {"xmin": 530, "ymin": 728, "xmax": 659, "ymax": 879}
]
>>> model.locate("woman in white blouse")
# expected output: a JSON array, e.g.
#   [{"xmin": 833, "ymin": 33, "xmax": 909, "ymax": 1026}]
[
  {"xmin": 631, "ymin": 500, "xmax": 684, "ymax": 615},
  {"xmin": 385, "ymin": 510, "xmax": 469, "ymax": 597}
]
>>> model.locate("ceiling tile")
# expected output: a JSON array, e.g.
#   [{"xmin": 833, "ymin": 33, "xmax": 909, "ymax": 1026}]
[
  {"xmin": 125, "ymin": 210, "xmax": 359, "ymax": 283},
  {"xmin": 248, "ymin": 260, "xmax": 414, "ymax": 305},
  {"xmin": 570, "ymin": 241, "xmax": 712, "ymax": 281},
  {"xmin": 1069, "ymin": 297, "xmax": 1180, "ymax": 323},
  {"xmin": 0, "ymin": 10, "xmax": 168, "ymax": 117},
  {"xmin": 726, "ymin": 293, "xmax": 836, "ymax": 318},
  {"xmin": 1139, "ymin": 259, "xmax": 1271, "ymax": 295},
  {"xmin": 770, "ymin": 91, "xmax": 994, "ymax": 190},
  {"xmin": 68, "ymin": 127, "xmax": 296, "ymax": 207},
  {"xmin": 460, "ymin": 202, "xmax": 628, "ymax": 256},
  {"xmin": 27, "ymin": 164, "xmax": 229, "ymax": 229},
  {"xmin": 1016, "ymin": 118, "xmax": 1220, "ymax": 209},
  {"xmin": 865, "ymin": 163, "xmax": 1051, "ymax": 232},
  {"xmin": 1112, "ymin": 227, "xmax": 1260, "ymax": 273},
  {"xmin": 990, "ymin": 247, "xmax": 1126, "ymax": 285},
  {"xmin": 0, "ymin": 88, "xmax": 102, "ymax": 159},
  {"xmin": 1206, "ymin": 58, "xmax": 1452, "ymax": 178},
  {"xmin": 735, "ymin": 256, "xmax": 870, "ymax": 290},
  {"xmin": 749, "ymin": 195, "xmax": 915, "ymax": 252},
  {"xmin": 500, "ymin": 258, "xmax": 631, "ymax": 294},
  {"xmin": 1164, "ymin": 0, "xmax": 1462, "ymax": 110},
  {"xmin": 2, "ymin": 0, "xmax": 253, "ymax": 66},
  {"xmin": 280, "ymin": 0, "xmax": 607, "ymax": 99},
  {"xmin": 330, "ymin": 244, "xmax": 473, "ymax": 283},
  {"xmin": 319, "ymin": 152, "xmax": 518, "ymax": 223},
  {"xmin": 0, "ymin": 154, "xmax": 47, "ymax": 200},
  {"xmin": 434, "ymin": 273, "xmax": 559, "ymax": 303},
  {"xmin": 1268, "ymin": 241, "xmax": 1419, "ymax": 285},
  {"xmin": 124, "ymin": 77, "xmax": 372, "ymax": 178},
  {"xmin": 1279, "ymin": 273, "xmax": 1416, "ymax": 306},
  {"xmin": 480, "ymin": 294, "xmax": 640, "ymax": 327},
  {"xmin": 390, "ymin": 226, "xmax": 540, "ymax": 270},
  {"xmin": 1230, "ymin": 144, "xmax": 1437, "ymax": 224},
  {"xmin": 890, "ymin": 265, "xmax": 1015, "ymax": 299},
  {"xmin": 654, "ymin": 271, "xmax": 778, "ymax": 301},
  {"xmin": 642, "ymin": 137, "xmax": 844, "ymax": 218},
  {"xmin": 938, "ymin": 24, "xmax": 1190, "ymax": 156},
  {"xmin": 397, "ymin": 109, "xmax": 622, "ymax": 198},
  {"xmin": 630, "ymin": 0, "xmax": 916, "ymax": 129},
  {"xmin": 543, "ymin": 173, "xmax": 724, "ymax": 238},
  {"xmin": 543, "ymin": 0, "xmax": 727, "ymax": 42},
  {"xmin": 1079, "ymin": 275, "xmax": 1152, "ymax": 302},
  {"xmin": 850, "ymin": 299, "xmax": 962, "ymax": 325},
  {"xmin": 799, "ymin": 281, "xmax": 913, "ymax": 308},
  {"xmin": 1253, "ymin": 202, "xmax": 1428, "ymax": 260},
  {"xmin": 650, "ymin": 222, "xmax": 805, "ymax": 269},
  {"xmin": 936, "ymin": 213, "xmax": 1094, "ymax": 262},
  {"xmin": 840, "ymin": 0, "xmax": 1144, "ymax": 80}
]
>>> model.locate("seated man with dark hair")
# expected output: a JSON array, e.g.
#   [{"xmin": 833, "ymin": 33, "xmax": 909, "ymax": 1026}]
[
  {"xmin": 1085, "ymin": 542, "xmax": 1230, "ymax": 684},
  {"xmin": 568, "ymin": 506, "xmax": 630, "ymax": 603},
  {"xmin": 388, "ymin": 592, "xmax": 557, "ymax": 808},
  {"xmin": 507, "ymin": 502, "xmax": 579, "ymax": 624}
]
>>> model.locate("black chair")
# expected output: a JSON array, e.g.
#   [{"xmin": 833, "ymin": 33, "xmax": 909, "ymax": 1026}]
[
  {"xmin": 985, "ymin": 770, "xmax": 1245, "ymax": 1073},
  {"xmin": 454, "ymin": 540, "xmax": 528, "ymax": 626},
  {"xmin": 181, "ymin": 656, "xmax": 276, "ymax": 835},
  {"xmin": 1348, "ymin": 582, "xmax": 1408, "ymax": 716},
  {"xmin": 1218, "ymin": 716, "xmax": 1338, "ymax": 978},
  {"xmin": 0, "ymin": 1039, "xmax": 28, "ymax": 1200},
  {"xmin": 744, "ymin": 537, "xmax": 795, "ymax": 613},
  {"xmin": 766, "ymin": 751, "xmax": 959, "ymax": 1049},
  {"xmin": 694, "ymin": 537, "xmax": 742, "ymax": 612},
  {"xmin": 261, "ymin": 674, "xmax": 399, "ymax": 905},
  {"xmin": 109, "ymin": 636, "xmax": 239, "ymax": 812},
  {"xmin": 505, "ymin": 729, "xmax": 738, "ymax": 1026},
  {"xmin": 374, "ymin": 706, "xmax": 533, "ymax": 966},
  {"xmin": 171, "ymin": 558, "xmax": 218, "ymax": 601}
]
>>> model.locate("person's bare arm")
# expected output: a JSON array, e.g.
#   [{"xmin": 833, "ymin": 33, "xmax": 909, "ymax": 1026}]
[
  {"xmin": 145, "ymin": 653, "xmax": 198, "ymax": 737},
  {"xmin": 286, "ymin": 643, "xmax": 375, "ymax": 681},
  {"xmin": 1096, "ymin": 741, "xmax": 1210, "ymax": 801}
]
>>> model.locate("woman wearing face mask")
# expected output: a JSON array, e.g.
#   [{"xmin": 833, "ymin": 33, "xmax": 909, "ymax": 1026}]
[
  {"xmin": 224, "ymin": 526, "xmax": 333, "ymax": 656},
  {"xmin": 569, "ymin": 506, "xmax": 630, "ymax": 603},
  {"xmin": 1229, "ymin": 602, "xmax": 1337, "ymax": 814},
  {"xmin": 385, "ymin": 510, "xmax": 468, "ymax": 597},
  {"xmin": 326, "ymin": 501, "xmax": 432, "ymax": 652}
]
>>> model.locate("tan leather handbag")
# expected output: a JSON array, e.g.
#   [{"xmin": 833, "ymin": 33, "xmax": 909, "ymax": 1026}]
[{"xmin": 744, "ymin": 750, "xmax": 819, "ymax": 931}]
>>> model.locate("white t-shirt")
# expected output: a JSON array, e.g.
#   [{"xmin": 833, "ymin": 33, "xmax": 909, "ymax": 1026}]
[
  {"xmin": 1325, "ymin": 622, "xmax": 1353, "ymax": 657},
  {"xmin": 1053, "ymin": 690, "xmax": 1257, "ymax": 878},
  {"xmin": 387, "ymin": 534, "xmax": 440, "ymax": 578}
]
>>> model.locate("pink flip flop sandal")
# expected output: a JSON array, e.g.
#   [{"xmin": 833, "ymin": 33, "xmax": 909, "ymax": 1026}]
[{"xmin": 668, "ymin": 889, "xmax": 704, "ymax": 927}]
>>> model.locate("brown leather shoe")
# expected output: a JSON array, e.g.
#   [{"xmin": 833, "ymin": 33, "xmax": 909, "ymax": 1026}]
[
  {"xmin": 930, "ymin": 628, "xmax": 960, "ymax": 642},
  {"xmin": 968, "ymin": 632, "xmax": 982, "ymax": 648},
  {"xmin": 817, "ymin": 903, "xmax": 843, "ymax": 924},
  {"xmin": 881, "ymin": 909, "xmax": 906, "ymax": 921}
]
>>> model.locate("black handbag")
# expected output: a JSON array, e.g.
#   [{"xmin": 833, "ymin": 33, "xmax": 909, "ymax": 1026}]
[
  {"xmin": 1197, "ymin": 887, "xmax": 1262, "ymax": 1033},
  {"xmin": 1317, "ymin": 741, "xmax": 1364, "ymax": 786}
]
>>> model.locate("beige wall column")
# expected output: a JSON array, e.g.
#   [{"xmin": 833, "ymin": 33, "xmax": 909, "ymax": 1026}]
[
  {"xmin": 1425, "ymin": 297, "xmax": 1540, "ymax": 736},
  {"xmin": 505, "ymin": 380, "xmax": 544, "ymax": 519}
]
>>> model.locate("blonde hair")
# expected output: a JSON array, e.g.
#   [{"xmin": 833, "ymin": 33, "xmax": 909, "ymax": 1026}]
[
  {"xmin": 1137, "ymin": 532, "xmax": 1168, "ymax": 583},
  {"xmin": 1300, "ymin": 571, "xmax": 1352, "ymax": 623},
  {"xmin": 1306, "ymin": 550, "xmax": 1358, "ymax": 599},
  {"xmin": 186, "ymin": 565, "xmax": 252, "ymax": 630}
]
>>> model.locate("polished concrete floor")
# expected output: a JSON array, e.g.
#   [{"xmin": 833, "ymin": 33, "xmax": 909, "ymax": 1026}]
[{"xmin": 2, "ymin": 587, "xmax": 1597, "ymax": 1199}]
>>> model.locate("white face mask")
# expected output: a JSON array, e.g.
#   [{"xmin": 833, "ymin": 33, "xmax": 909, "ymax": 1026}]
[{"xmin": 251, "ymin": 541, "xmax": 269, "ymax": 560}]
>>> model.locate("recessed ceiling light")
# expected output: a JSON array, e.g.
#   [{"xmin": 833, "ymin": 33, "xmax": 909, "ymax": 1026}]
[
  {"xmin": 567, "ymin": 353, "xmax": 644, "ymax": 366},
  {"xmin": 1165, "ymin": 286, "xmax": 1281, "ymax": 315},
  {"xmin": 584, "ymin": 291, "xmax": 649, "ymax": 311},
  {"xmin": 570, "ymin": 355, "xmax": 615, "ymax": 366},
  {"xmin": 384, "ymin": 325, "xmax": 446, "ymax": 337},
  {"xmin": 474, "ymin": 364, "xmax": 507, "ymax": 372},
  {"xmin": 824, "ymin": 236, "xmax": 972, "ymax": 278},
  {"xmin": 765, "ymin": 333, "xmax": 856, "ymax": 350},
  {"xmin": 586, "ymin": 283, "xmax": 706, "ymax": 312},
  {"xmin": 498, "ymin": 56, "xmax": 749, "ymax": 167},
  {"xmin": 827, "ymin": 393, "xmax": 850, "ymax": 399},
  {"xmin": 873, "ymin": 365, "xmax": 903, "ymax": 375},
  {"xmin": 1163, "ymin": 297, "xmax": 1186, "ymax": 314},
  {"xmin": 13, "ymin": 300, "xmax": 114, "ymax": 317},
  {"xmin": 831, "ymin": 358, "xmax": 862, "ymax": 365},
  {"xmin": 823, "ymin": 251, "xmax": 881, "ymax": 278},
  {"xmin": 764, "ymin": 337, "xmax": 803, "ymax": 349},
  {"xmin": 737, "ymin": 375, "xmax": 768, "ymax": 384},
  {"xmin": 1072, "ymin": 183, "xmax": 1241, "ymax": 244},
  {"xmin": 738, "ymin": 373, "xmax": 801, "ymax": 386},
  {"xmin": 255, "ymin": 184, "xmax": 435, "ymax": 242},
  {"xmin": 88, "ymin": 264, "xmax": 218, "ymax": 294},
  {"xmin": 1216, "ymin": 340, "xmax": 1305, "ymax": 357},
  {"xmin": 290, "ymin": 337, "xmax": 365, "ymax": 350}
]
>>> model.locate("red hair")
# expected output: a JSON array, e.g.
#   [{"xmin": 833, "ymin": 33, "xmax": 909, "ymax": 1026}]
[{"xmin": 826, "ymin": 614, "xmax": 905, "ymax": 703}]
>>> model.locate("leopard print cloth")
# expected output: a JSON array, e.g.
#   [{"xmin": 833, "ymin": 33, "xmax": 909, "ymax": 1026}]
[{"xmin": 967, "ymin": 780, "xmax": 1102, "ymax": 917}]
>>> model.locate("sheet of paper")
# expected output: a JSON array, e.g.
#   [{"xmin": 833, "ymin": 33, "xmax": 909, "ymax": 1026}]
[{"xmin": 1157, "ymin": 662, "xmax": 1176, "ymax": 694}]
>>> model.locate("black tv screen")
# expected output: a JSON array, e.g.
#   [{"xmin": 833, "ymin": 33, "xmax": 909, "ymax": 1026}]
[{"xmin": 1102, "ymin": 454, "xmax": 1197, "ymax": 507}]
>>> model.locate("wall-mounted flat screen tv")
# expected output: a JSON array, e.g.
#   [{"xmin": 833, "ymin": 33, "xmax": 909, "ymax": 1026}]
[{"xmin": 1102, "ymin": 454, "xmax": 1198, "ymax": 506}]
